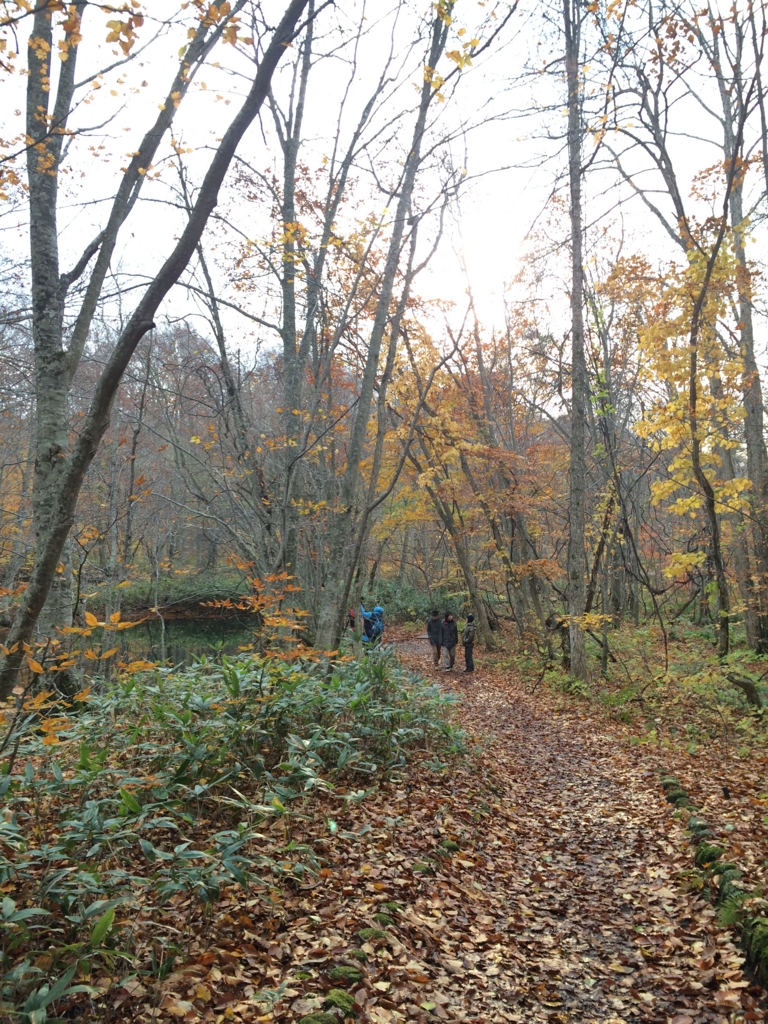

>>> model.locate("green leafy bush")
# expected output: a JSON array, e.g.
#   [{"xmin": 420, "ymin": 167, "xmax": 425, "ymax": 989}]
[
  {"xmin": 0, "ymin": 652, "xmax": 461, "ymax": 1020},
  {"xmin": 362, "ymin": 580, "xmax": 455, "ymax": 624}
]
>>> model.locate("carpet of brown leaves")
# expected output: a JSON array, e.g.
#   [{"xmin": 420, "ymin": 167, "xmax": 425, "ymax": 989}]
[{"xmin": 110, "ymin": 639, "xmax": 766, "ymax": 1024}]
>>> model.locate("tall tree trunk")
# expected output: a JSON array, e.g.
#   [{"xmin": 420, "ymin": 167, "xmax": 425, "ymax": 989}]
[
  {"xmin": 689, "ymin": 312, "xmax": 731, "ymax": 659},
  {"xmin": 709, "ymin": 13, "xmax": 768, "ymax": 649},
  {"xmin": 26, "ymin": 2, "xmax": 80, "ymax": 650},
  {"xmin": 272, "ymin": 2, "xmax": 313, "ymax": 575},
  {"xmin": 729, "ymin": 185, "xmax": 768, "ymax": 650},
  {"xmin": 397, "ymin": 529, "xmax": 411, "ymax": 589},
  {"xmin": 710, "ymin": 369, "xmax": 760, "ymax": 646},
  {"xmin": 682, "ymin": 51, "xmax": 751, "ymax": 658},
  {"xmin": 0, "ymin": 0, "xmax": 312, "ymax": 698},
  {"xmin": 122, "ymin": 338, "xmax": 152, "ymax": 573},
  {"xmin": 564, "ymin": 0, "xmax": 589, "ymax": 681},
  {"xmin": 314, "ymin": 8, "xmax": 451, "ymax": 650}
]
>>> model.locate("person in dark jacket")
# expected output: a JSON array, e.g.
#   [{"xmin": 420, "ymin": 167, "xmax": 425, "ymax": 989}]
[
  {"xmin": 462, "ymin": 614, "xmax": 476, "ymax": 673},
  {"xmin": 441, "ymin": 612, "xmax": 458, "ymax": 670},
  {"xmin": 426, "ymin": 609, "xmax": 442, "ymax": 667}
]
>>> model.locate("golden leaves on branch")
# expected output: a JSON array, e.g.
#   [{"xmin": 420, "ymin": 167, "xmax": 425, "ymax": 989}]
[{"xmin": 104, "ymin": 5, "xmax": 144, "ymax": 57}]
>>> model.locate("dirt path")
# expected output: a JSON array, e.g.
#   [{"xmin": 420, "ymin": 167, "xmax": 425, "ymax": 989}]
[
  {"xmin": 352, "ymin": 641, "xmax": 764, "ymax": 1023},
  {"xmin": 137, "ymin": 647, "xmax": 765, "ymax": 1024}
]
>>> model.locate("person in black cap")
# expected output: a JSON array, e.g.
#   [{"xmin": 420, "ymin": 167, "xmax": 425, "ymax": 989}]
[
  {"xmin": 426, "ymin": 609, "xmax": 442, "ymax": 667},
  {"xmin": 441, "ymin": 611, "xmax": 458, "ymax": 670},
  {"xmin": 462, "ymin": 614, "xmax": 476, "ymax": 673}
]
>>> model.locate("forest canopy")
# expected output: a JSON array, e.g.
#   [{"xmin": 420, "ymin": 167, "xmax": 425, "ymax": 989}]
[
  {"xmin": 6, "ymin": 4, "xmax": 768, "ymax": 1022},
  {"xmin": 1, "ymin": 0, "xmax": 768, "ymax": 684}
]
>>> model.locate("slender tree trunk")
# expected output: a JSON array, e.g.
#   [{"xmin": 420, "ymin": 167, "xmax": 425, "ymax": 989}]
[
  {"xmin": 314, "ymin": 9, "xmax": 451, "ymax": 649},
  {"xmin": 0, "ymin": 0, "xmax": 312, "ymax": 698},
  {"xmin": 710, "ymin": 368, "xmax": 760, "ymax": 646},
  {"xmin": 564, "ymin": 0, "xmax": 589, "ymax": 681},
  {"xmin": 122, "ymin": 338, "xmax": 152, "ymax": 573},
  {"xmin": 730, "ymin": 185, "xmax": 768, "ymax": 649},
  {"xmin": 683, "ymin": 88, "xmax": 750, "ymax": 658},
  {"xmin": 273, "ymin": 3, "xmax": 313, "ymax": 575},
  {"xmin": 584, "ymin": 493, "xmax": 616, "ymax": 615},
  {"xmin": 26, "ymin": 3, "xmax": 80, "ymax": 649},
  {"xmin": 397, "ymin": 529, "xmax": 410, "ymax": 589},
  {"xmin": 104, "ymin": 427, "xmax": 121, "ymax": 625},
  {"xmin": 689, "ymin": 339, "xmax": 730, "ymax": 658},
  {"xmin": 681, "ymin": 11, "xmax": 765, "ymax": 648}
]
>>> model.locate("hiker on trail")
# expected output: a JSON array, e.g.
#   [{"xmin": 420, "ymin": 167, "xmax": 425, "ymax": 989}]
[
  {"xmin": 426, "ymin": 609, "xmax": 442, "ymax": 667},
  {"xmin": 462, "ymin": 614, "xmax": 476, "ymax": 673},
  {"xmin": 441, "ymin": 611, "xmax": 458, "ymax": 670},
  {"xmin": 360, "ymin": 605, "xmax": 373, "ymax": 640},
  {"xmin": 371, "ymin": 605, "xmax": 385, "ymax": 642},
  {"xmin": 360, "ymin": 604, "xmax": 385, "ymax": 644}
]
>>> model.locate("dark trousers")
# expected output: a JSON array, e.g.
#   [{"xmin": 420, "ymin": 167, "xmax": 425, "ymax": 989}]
[{"xmin": 463, "ymin": 644, "xmax": 474, "ymax": 672}]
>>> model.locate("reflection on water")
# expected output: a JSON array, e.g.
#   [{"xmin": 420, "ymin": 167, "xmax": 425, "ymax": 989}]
[{"xmin": 125, "ymin": 615, "xmax": 256, "ymax": 666}]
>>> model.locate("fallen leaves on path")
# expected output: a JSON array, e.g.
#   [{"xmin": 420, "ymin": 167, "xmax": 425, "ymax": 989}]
[{"xmin": 114, "ymin": 642, "xmax": 766, "ymax": 1023}]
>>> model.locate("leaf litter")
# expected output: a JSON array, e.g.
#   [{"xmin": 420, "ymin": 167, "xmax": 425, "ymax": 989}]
[{"xmin": 62, "ymin": 644, "xmax": 768, "ymax": 1022}]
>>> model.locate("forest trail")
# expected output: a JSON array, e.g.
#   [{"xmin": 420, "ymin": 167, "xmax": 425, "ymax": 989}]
[
  {"xmin": 96, "ymin": 645, "xmax": 766, "ymax": 1024},
  {"xmin": 333, "ymin": 640, "xmax": 763, "ymax": 1024}
]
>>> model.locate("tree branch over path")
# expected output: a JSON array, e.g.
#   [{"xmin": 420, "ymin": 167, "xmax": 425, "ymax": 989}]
[{"xmin": 0, "ymin": 0, "xmax": 316, "ymax": 697}]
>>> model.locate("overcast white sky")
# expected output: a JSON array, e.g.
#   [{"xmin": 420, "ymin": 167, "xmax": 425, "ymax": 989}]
[{"xmin": 1, "ymin": 0, "xmax": 765, "ymax": 348}]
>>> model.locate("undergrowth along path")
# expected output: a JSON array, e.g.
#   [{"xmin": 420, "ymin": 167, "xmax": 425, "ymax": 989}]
[
  {"xmin": 97, "ymin": 649, "xmax": 766, "ymax": 1023},
  {"xmin": 383, "ymin": 641, "xmax": 765, "ymax": 1023}
]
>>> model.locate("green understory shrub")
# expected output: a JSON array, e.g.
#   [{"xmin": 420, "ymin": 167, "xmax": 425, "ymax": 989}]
[
  {"xmin": 744, "ymin": 917, "xmax": 768, "ymax": 986},
  {"xmin": 362, "ymin": 580, "xmax": 451, "ymax": 624},
  {"xmin": 695, "ymin": 843, "xmax": 725, "ymax": 867},
  {"xmin": 0, "ymin": 651, "xmax": 461, "ymax": 1020}
]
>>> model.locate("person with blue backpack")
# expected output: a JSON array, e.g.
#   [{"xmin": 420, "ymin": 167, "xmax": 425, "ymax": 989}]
[{"xmin": 360, "ymin": 604, "xmax": 385, "ymax": 644}]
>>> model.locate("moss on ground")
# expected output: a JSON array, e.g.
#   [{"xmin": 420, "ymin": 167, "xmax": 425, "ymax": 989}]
[
  {"xmin": 687, "ymin": 816, "xmax": 711, "ymax": 839},
  {"xmin": 327, "ymin": 965, "xmax": 364, "ymax": 984},
  {"xmin": 665, "ymin": 786, "xmax": 687, "ymax": 804},
  {"xmin": 661, "ymin": 771, "xmax": 764, "ymax": 988},
  {"xmin": 744, "ymin": 918, "xmax": 768, "ymax": 985},
  {"xmin": 673, "ymin": 795, "xmax": 696, "ymax": 809},
  {"xmin": 439, "ymin": 839, "xmax": 460, "ymax": 852},
  {"xmin": 323, "ymin": 988, "xmax": 357, "ymax": 1015},
  {"xmin": 695, "ymin": 843, "xmax": 725, "ymax": 867}
]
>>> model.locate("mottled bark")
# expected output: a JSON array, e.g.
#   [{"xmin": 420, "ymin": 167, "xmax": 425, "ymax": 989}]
[
  {"xmin": 729, "ymin": 186, "xmax": 768, "ymax": 649},
  {"xmin": 707, "ymin": 11, "xmax": 768, "ymax": 649},
  {"xmin": 0, "ymin": 0, "xmax": 312, "ymax": 698},
  {"xmin": 26, "ymin": 3, "xmax": 80, "ymax": 644},
  {"xmin": 564, "ymin": 0, "xmax": 589, "ymax": 680},
  {"xmin": 271, "ymin": 4, "xmax": 313, "ymax": 573}
]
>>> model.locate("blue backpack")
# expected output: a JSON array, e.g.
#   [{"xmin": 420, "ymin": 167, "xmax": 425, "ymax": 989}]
[
  {"xmin": 361, "ymin": 605, "xmax": 385, "ymax": 643},
  {"xmin": 370, "ymin": 606, "xmax": 385, "ymax": 640}
]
